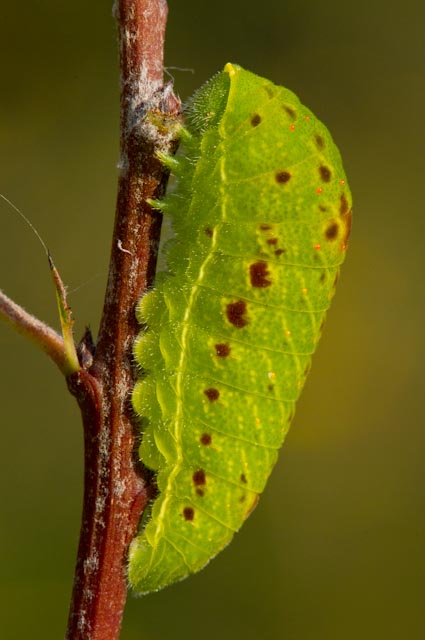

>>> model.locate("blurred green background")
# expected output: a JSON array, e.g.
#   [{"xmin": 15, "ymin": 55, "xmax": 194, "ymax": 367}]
[{"xmin": 1, "ymin": 1, "xmax": 424, "ymax": 638}]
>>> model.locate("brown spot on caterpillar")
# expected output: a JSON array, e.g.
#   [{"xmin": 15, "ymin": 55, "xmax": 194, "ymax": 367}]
[
  {"xmin": 319, "ymin": 205, "xmax": 328, "ymax": 212},
  {"xmin": 315, "ymin": 134, "xmax": 325, "ymax": 149},
  {"xmin": 204, "ymin": 388, "xmax": 220, "ymax": 402},
  {"xmin": 196, "ymin": 489, "xmax": 204, "ymax": 497},
  {"xmin": 215, "ymin": 343, "xmax": 231, "ymax": 358},
  {"xmin": 204, "ymin": 227, "xmax": 214, "ymax": 237},
  {"xmin": 340, "ymin": 194, "xmax": 349, "ymax": 216},
  {"xmin": 200, "ymin": 433, "xmax": 212, "ymax": 446},
  {"xmin": 274, "ymin": 249, "xmax": 285, "ymax": 256},
  {"xmin": 251, "ymin": 113, "xmax": 261, "ymax": 127},
  {"xmin": 283, "ymin": 105, "xmax": 296, "ymax": 119},
  {"xmin": 226, "ymin": 300, "xmax": 249, "ymax": 328},
  {"xmin": 275, "ymin": 171, "xmax": 291, "ymax": 184},
  {"xmin": 268, "ymin": 384, "xmax": 274, "ymax": 392},
  {"xmin": 266, "ymin": 237, "xmax": 278, "ymax": 245},
  {"xmin": 250, "ymin": 261, "xmax": 272, "ymax": 288},
  {"xmin": 259, "ymin": 224, "xmax": 272, "ymax": 231},
  {"xmin": 183, "ymin": 507, "xmax": 195, "ymax": 521},
  {"xmin": 320, "ymin": 271, "xmax": 326, "ymax": 283},
  {"xmin": 325, "ymin": 221, "xmax": 339, "ymax": 240},
  {"xmin": 239, "ymin": 495, "xmax": 246, "ymax": 503},
  {"xmin": 193, "ymin": 470, "xmax": 206, "ymax": 486},
  {"xmin": 319, "ymin": 165, "xmax": 332, "ymax": 182},
  {"xmin": 240, "ymin": 474, "xmax": 247, "ymax": 484}
]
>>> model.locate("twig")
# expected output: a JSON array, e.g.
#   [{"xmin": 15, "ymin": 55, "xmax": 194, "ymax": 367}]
[
  {"xmin": 0, "ymin": 289, "xmax": 71, "ymax": 374},
  {"xmin": 64, "ymin": 1, "xmax": 180, "ymax": 639},
  {"xmin": 1, "ymin": 2, "xmax": 179, "ymax": 637}
]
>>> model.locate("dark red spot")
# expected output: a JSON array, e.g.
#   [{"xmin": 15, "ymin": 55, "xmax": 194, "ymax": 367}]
[
  {"xmin": 251, "ymin": 113, "xmax": 261, "ymax": 127},
  {"xmin": 226, "ymin": 301, "xmax": 248, "ymax": 328},
  {"xmin": 204, "ymin": 388, "xmax": 220, "ymax": 402},
  {"xmin": 204, "ymin": 227, "xmax": 213, "ymax": 237},
  {"xmin": 249, "ymin": 261, "xmax": 272, "ymax": 288},
  {"xmin": 275, "ymin": 171, "xmax": 291, "ymax": 184},
  {"xmin": 193, "ymin": 469, "xmax": 206, "ymax": 486},
  {"xmin": 340, "ymin": 194, "xmax": 349, "ymax": 216},
  {"xmin": 200, "ymin": 433, "xmax": 212, "ymax": 446},
  {"xmin": 274, "ymin": 249, "xmax": 285, "ymax": 256},
  {"xmin": 325, "ymin": 222, "xmax": 339, "ymax": 240},
  {"xmin": 319, "ymin": 165, "xmax": 332, "ymax": 182},
  {"xmin": 240, "ymin": 474, "xmax": 247, "ymax": 484},
  {"xmin": 196, "ymin": 489, "xmax": 204, "ymax": 497},
  {"xmin": 259, "ymin": 224, "xmax": 272, "ymax": 231},
  {"xmin": 215, "ymin": 343, "xmax": 231, "ymax": 358},
  {"xmin": 315, "ymin": 134, "xmax": 325, "ymax": 149},
  {"xmin": 283, "ymin": 105, "xmax": 296, "ymax": 119},
  {"xmin": 266, "ymin": 237, "xmax": 278, "ymax": 245},
  {"xmin": 183, "ymin": 507, "xmax": 195, "ymax": 521}
]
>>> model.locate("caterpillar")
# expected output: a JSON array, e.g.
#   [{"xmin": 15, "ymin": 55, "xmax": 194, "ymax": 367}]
[{"xmin": 129, "ymin": 63, "xmax": 352, "ymax": 593}]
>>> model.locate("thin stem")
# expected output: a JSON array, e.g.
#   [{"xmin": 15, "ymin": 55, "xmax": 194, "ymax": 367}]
[
  {"xmin": 0, "ymin": 288, "xmax": 72, "ymax": 375},
  {"xmin": 65, "ymin": 2, "xmax": 180, "ymax": 639},
  {"xmin": 0, "ymin": 251, "xmax": 80, "ymax": 375}
]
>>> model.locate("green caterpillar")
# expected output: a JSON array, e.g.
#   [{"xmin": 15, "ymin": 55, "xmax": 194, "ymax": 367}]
[{"xmin": 129, "ymin": 63, "xmax": 352, "ymax": 593}]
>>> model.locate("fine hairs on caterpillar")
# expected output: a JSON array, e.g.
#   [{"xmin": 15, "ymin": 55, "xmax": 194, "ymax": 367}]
[{"xmin": 130, "ymin": 63, "xmax": 352, "ymax": 593}]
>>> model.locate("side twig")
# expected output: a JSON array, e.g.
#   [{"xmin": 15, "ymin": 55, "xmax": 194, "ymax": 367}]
[{"xmin": 0, "ymin": 289, "xmax": 70, "ymax": 374}]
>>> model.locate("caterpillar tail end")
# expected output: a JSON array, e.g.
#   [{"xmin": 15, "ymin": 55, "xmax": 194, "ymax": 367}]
[{"xmin": 128, "ymin": 535, "xmax": 191, "ymax": 595}]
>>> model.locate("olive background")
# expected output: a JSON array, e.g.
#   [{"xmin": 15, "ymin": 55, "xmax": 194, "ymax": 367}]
[{"xmin": 1, "ymin": 1, "xmax": 424, "ymax": 639}]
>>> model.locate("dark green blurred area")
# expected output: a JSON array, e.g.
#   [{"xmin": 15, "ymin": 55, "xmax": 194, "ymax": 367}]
[{"xmin": 1, "ymin": 1, "xmax": 424, "ymax": 638}]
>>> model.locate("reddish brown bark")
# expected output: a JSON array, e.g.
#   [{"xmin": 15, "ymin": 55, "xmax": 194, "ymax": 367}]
[{"xmin": 64, "ymin": 2, "xmax": 180, "ymax": 639}]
